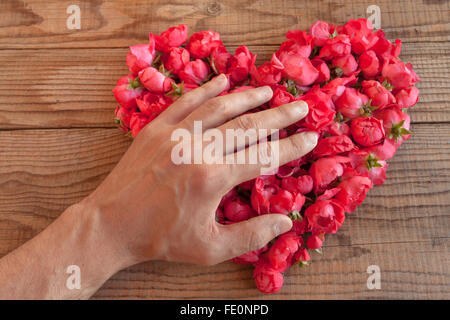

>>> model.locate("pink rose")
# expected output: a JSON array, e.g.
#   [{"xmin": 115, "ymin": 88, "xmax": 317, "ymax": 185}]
[
  {"xmin": 309, "ymin": 156, "xmax": 351, "ymax": 194},
  {"xmin": 319, "ymin": 34, "xmax": 351, "ymax": 60},
  {"xmin": 361, "ymin": 80, "xmax": 396, "ymax": 109},
  {"xmin": 274, "ymin": 52, "xmax": 319, "ymax": 86},
  {"xmin": 253, "ymin": 262, "xmax": 284, "ymax": 294},
  {"xmin": 335, "ymin": 87, "xmax": 369, "ymax": 119},
  {"xmin": 394, "ymin": 87, "xmax": 419, "ymax": 108},
  {"xmin": 309, "ymin": 20, "xmax": 336, "ymax": 47},
  {"xmin": 126, "ymin": 40, "xmax": 156, "ymax": 75},
  {"xmin": 186, "ymin": 30, "xmax": 222, "ymax": 59},
  {"xmin": 306, "ymin": 235, "xmax": 323, "ymax": 249},
  {"xmin": 228, "ymin": 46, "xmax": 256, "ymax": 85},
  {"xmin": 305, "ymin": 199, "xmax": 345, "ymax": 234},
  {"xmin": 382, "ymin": 59, "xmax": 420, "ymax": 89},
  {"xmin": 210, "ymin": 45, "xmax": 232, "ymax": 74},
  {"xmin": 154, "ymin": 24, "xmax": 188, "ymax": 52},
  {"xmin": 138, "ymin": 67, "xmax": 173, "ymax": 93},
  {"xmin": 349, "ymin": 150, "xmax": 388, "ymax": 186},
  {"xmin": 112, "ymin": 75, "xmax": 145, "ymax": 109},
  {"xmin": 162, "ymin": 47, "xmax": 190, "ymax": 74},
  {"xmin": 343, "ymin": 19, "xmax": 379, "ymax": 54},
  {"xmin": 179, "ymin": 59, "xmax": 211, "ymax": 85},
  {"xmin": 268, "ymin": 232, "xmax": 302, "ymax": 272},
  {"xmin": 129, "ymin": 112, "xmax": 150, "ymax": 137},
  {"xmin": 351, "ymin": 116, "xmax": 385, "ymax": 147},
  {"xmin": 335, "ymin": 169, "xmax": 373, "ymax": 213},
  {"xmin": 359, "ymin": 50, "xmax": 380, "ymax": 78},
  {"xmin": 332, "ymin": 54, "xmax": 358, "ymax": 76}
]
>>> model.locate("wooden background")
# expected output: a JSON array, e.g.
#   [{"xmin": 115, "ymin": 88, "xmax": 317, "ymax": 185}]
[{"xmin": 0, "ymin": 0, "xmax": 448, "ymax": 299}]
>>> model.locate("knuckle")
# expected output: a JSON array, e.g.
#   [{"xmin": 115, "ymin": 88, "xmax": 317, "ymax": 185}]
[
  {"xmin": 205, "ymin": 97, "xmax": 226, "ymax": 113},
  {"xmin": 248, "ymin": 230, "xmax": 265, "ymax": 252},
  {"xmin": 236, "ymin": 114, "xmax": 258, "ymax": 130}
]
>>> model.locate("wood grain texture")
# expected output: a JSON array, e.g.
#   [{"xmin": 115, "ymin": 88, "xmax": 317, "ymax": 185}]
[
  {"xmin": 0, "ymin": 125, "xmax": 448, "ymax": 299},
  {"xmin": 0, "ymin": 0, "xmax": 449, "ymax": 299}
]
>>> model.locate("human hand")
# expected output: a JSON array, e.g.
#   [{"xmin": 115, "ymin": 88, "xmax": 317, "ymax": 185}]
[{"xmin": 83, "ymin": 74, "xmax": 318, "ymax": 269}]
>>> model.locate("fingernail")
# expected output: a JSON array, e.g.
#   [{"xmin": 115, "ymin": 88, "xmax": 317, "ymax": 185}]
[
  {"xmin": 303, "ymin": 131, "xmax": 319, "ymax": 147},
  {"xmin": 274, "ymin": 217, "xmax": 293, "ymax": 236},
  {"xmin": 215, "ymin": 73, "xmax": 227, "ymax": 83},
  {"xmin": 258, "ymin": 86, "xmax": 273, "ymax": 99},
  {"xmin": 288, "ymin": 100, "xmax": 308, "ymax": 117}
]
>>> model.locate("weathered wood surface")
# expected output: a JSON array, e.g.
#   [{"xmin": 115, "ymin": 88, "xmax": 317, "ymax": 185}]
[{"xmin": 0, "ymin": 0, "xmax": 448, "ymax": 299}]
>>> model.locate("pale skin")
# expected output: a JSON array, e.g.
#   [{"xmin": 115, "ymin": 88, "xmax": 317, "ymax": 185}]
[{"xmin": 0, "ymin": 74, "xmax": 318, "ymax": 299}]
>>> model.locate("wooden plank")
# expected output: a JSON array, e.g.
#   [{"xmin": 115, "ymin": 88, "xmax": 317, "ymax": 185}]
[
  {"xmin": 0, "ymin": 125, "xmax": 448, "ymax": 298},
  {"xmin": 0, "ymin": 43, "xmax": 448, "ymax": 129},
  {"xmin": 0, "ymin": 0, "xmax": 448, "ymax": 49}
]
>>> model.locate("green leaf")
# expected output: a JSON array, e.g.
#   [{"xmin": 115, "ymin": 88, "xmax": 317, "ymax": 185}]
[{"xmin": 366, "ymin": 153, "xmax": 383, "ymax": 170}]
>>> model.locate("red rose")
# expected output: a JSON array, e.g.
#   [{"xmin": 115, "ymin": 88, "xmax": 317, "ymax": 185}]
[
  {"xmin": 293, "ymin": 248, "xmax": 310, "ymax": 264},
  {"xmin": 372, "ymin": 30, "xmax": 402, "ymax": 61},
  {"xmin": 306, "ymin": 234, "xmax": 323, "ymax": 249},
  {"xmin": 126, "ymin": 41, "xmax": 156, "ymax": 75},
  {"xmin": 335, "ymin": 169, "xmax": 373, "ymax": 213},
  {"xmin": 269, "ymin": 189, "xmax": 305, "ymax": 215},
  {"xmin": 322, "ymin": 75, "xmax": 357, "ymax": 102},
  {"xmin": 335, "ymin": 87, "xmax": 369, "ymax": 119},
  {"xmin": 275, "ymin": 52, "xmax": 319, "ymax": 86},
  {"xmin": 228, "ymin": 46, "xmax": 256, "ymax": 85},
  {"xmin": 278, "ymin": 30, "xmax": 313, "ymax": 58},
  {"xmin": 365, "ymin": 139, "xmax": 398, "ymax": 161},
  {"xmin": 267, "ymin": 232, "xmax": 302, "ymax": 272},
  {"xmin": 138, "ymin": 67, "xmax": 174, "ymax": 93},
  {"xmin": 343, "ymin": 19, "xmax": 379, "ymax": 54},
  {"xmin": 312, "ymin": 135, "xmax": 355, "ymax": 158},
  {"xmin": 332, "ymin": 54, "xmax": 358, "ymax": 76},
  {"xmin": 349, "ymin": 150, "xmax": 388, "ymax": 186},
  {"xmin": 224, "ymin": 198, "xmax": 257, "ymax": 222},
  {"xmin": 309, "ymin": 156, "xmax": 351, "ymax": 194},
  {"xmin": 162, "ymin": 47, "xmax": 190, "ymax": 75},
  {"xmin": 326, "ymin": 120, "xmax": 351, "ymax": 136},
  {"xmin": 305, "ymin": 199, "xmax": 345, "ymax": 234},
  {"xmin": 395, "ymin": 87, "xmax": 419, "ymax": 108},
  {"xmin": 179, "ymin": 59, "xmax": 211, "ymax": 85},
  {"xmin": 373, "ymin": 106, "xmax": 411, "ymax": 145},
  {"xmin": 281, "ymin": 175, "xmax": 313, "ymax": 195},
  {"xmin": 136, "ymin": 92, "xmax": 172, "ymax": 118},
  {"xmin": 270, "ymin": 86, "xmax": 295, "ymax": 108},
  {"xmin": 299, "ymin": 89, "xmax": 335, "ymax": 130},
  {"xmin": 309, "ymin": 20, "xmax": 336, "ymax": 47},
  {"xmin": 351, "ymin": 116, "xmax": 385, "ymax": 147},
  {"xmin": 251, "ymin": 176, "xmax": 279, "ymax": 214},
  {"xmin": 112, "ymin": 75, "xmax": 145, "ymax": 109},
  {"xmin": 382, "ymin": 59, "xmax": 420, "ymax": 89},
  {"xmin": 154, "ymin": 24, "xmax": 188, "ymax": 52},
  {"xmin": 210, "ymin": 46, "xmax": 232, "ymax": 74},
  {"xmin": 311, "ymin": 58, "xmax": 331, "ymax": 84},
  {"xmin": 253, "ymin": 262, "xmax": 284, "ymax": 294},
  {"xmin": 129, "ymin": 112, "xmax": 150, "ymax": 137},
  {"xmin": 359, "ymin": 50, "xmax": 380, "ymax": 78},
  {"xmin": 250, "ymin": 62, "xmax": 282, "ymax": 86},
  {"xmin": 319, "ymin": 34, "xmax": 351, "ymax": 60},
  {"xmin": 186, "ymin": 30, "xmax": 222, "ymax": 59},
  {"xmin": 361, "ymin": 80, "xmax": 396, "ymax": 109}
]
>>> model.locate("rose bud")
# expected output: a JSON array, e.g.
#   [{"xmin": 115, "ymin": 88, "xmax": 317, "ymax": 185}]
[
  {"xmin": 351, "ymin": 116, "xmax": 385, "ymax": 147},
  {"xmin": 299, "ymin": 89, "xmax": 335, "ymax": 130},
  {"xmin": 281, "ymin": 175, "xmax": 314, "ymax": 195},
  {"xmin": 309, "ymin": 156, "xmax": 351, "ymax": 194},
  {"xmin": 349, "ymin": 150, "xmax": 388, "ymax": 186},
  {"xmin": 211, "ymin": 45, "xmax": 232, "ymax": 74},
  {"xmin": 276, "ymin": 52, "xmax": 319, "ymax": 86},
  {"xmin": 327, "ymin": 120, "xmax": 351, "ymax": 136},
  {"xmin": 332, "ymin": 54, "xmax": 358, "ymax": 76},
  {"xmin": 312, "ymin": 135, "xmax": 355, "ymax": 158},
  {"xmin": 309, "ymin": 20, "xmax": 336, "ymax": 47},
  {"xmin": 179, "ymin": 59, "xmax": 211, "ymax": 85},
  {"xmin": 228, "ymin": 46, "xmax": 256, "ymax": 85},
  {"xmin": 311, "ymin": 58, "xmax": 331, "ymax": 84},
  {"xmin": 114, "ymin": 106, "xmax": 133, "ymax": 132},
  {"xmin": 112, "ymin": 75, "xmax": 145, "ymax": 109},
  {"xmin": 186, "ymin": 30, "xmax": 222, "ymax": 59},
  {"xmin": 343, "ymin": 19, "xmax": 379, "ymax": 54},
  {"xmin": 232, "ymin": 246, "xmax": 268, "ymax": 265},
  {"xmin": 251, "ymin": 177, "xmax": 279, "ymax": 214},
  {"xmin": 306, "ymin": 235, "xmax": 323, "ymax": 249},
  {"xmin": 129, "ymin": 112, "xmax": 150, "ymax": 138},
  {"xmin": 250, "ymin": 62, "xmax": 282, "ymax": 86},
  {"xmin": 361, "ymin": 80, "xmax": 396, "ymax": 109},
  {"xmin": 322, "ymin": 74, "xmax": 357, "ymax": 102},
  {"xmin": 305, "ymin": 199, "xmax": 345, "ymax": 234},
  {"xmin": 395, "ymin": 87, "xmax": 419, "ymax": 108},
  {"xmin": 293, "ymin": 248, "xmax": 310, "ymax": 264},
  {"xmin": 335, "ymin": 87, "xmax": 370, "ymax": 119},
  {"xmin": 138, "ymin": 67, "xmax": 174, "ymax": 93},
  {"xmin": 154, "ymin": 24, "xmax": 188, "ymax": 52},
  {"xmin": 319, "ymin": 34, "xmax": 352, "ymax": 60},
  {"xmin": 365, "ymin": 139, "xmax": 398, "ymax": 161},
  {"xmin": 335, "ymin": 168, "xmax": 373, "ymax": 213},
  {"xmin": 126, "ymin": 40, "xmax": 156, "ymax": 75},
  {"xmin": 382, "ymin": 59, "xmax": 420, "ymax": 89},
  {"xmin": 268, "ymin": 232, "xmax": 302, "ymax": 272},
  {"xmin": 224, "ymin": 198, "xmax": 257, "ymax": 222},
  {"xmin": 162, "ymin": 47, "xmax": 190, "ymax": 75},
  {"xmin": 359, "ymin": 50, "xmax": 380, "ymax": 78},
  {"xmin": 253, "ymin": 262, "xmax": 284, "ymax": 294},
  {"xmin": 269, "ymin": 189, "xmax": 305, "ymax": 215},
  {"xmin": 373, "ymin": 106, "xmax": 411, "ymax": 145}
]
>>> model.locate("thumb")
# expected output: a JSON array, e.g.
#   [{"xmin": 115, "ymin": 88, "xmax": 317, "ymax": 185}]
[{"xmin": 215, "ymin": 214, "xmax": 293, "ymax": 263}]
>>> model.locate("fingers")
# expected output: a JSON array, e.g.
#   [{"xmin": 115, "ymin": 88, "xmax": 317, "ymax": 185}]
[
  {"xmin": 216, "ymin": 100, "xmax": 309, "ymax": 154},
  {"xmin": 181, "ymin": 86, "xmax": 273, "ymax": 130},
  {"xmin": 163, "ymin": 74, "xmax": 229, "ymax": 125},
  {"xmin": 214, "ymin": 214, "xmax": 292, "ymax": 262},
  {"xmin": 224, "ymin": 131, "xmax": 318, "ymax": 188}
]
